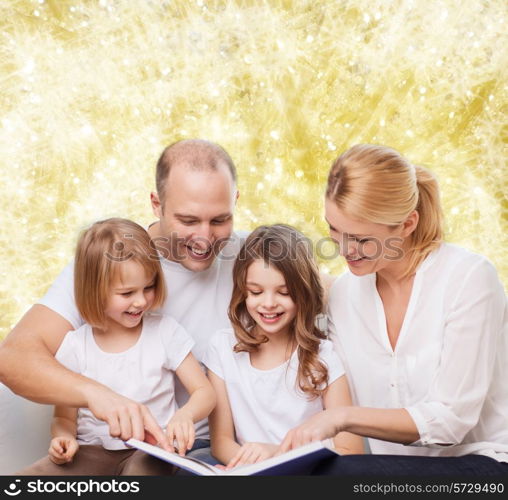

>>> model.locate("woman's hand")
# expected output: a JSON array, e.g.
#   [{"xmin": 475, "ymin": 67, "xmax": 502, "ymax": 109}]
[
  {"xmin": 226, "ymin": 442, "xmax": 279, "ymax": 469},
  {"xmin": 165, "ymin": 409, "xmax": 195, "ymax": 456},
  {"xmin": 48, "ymin": 436, "xmax": 79, "ymax": 464},
  {"xmin": 277, "ymin": 408, "xmax": 343, "ymax": 453}
]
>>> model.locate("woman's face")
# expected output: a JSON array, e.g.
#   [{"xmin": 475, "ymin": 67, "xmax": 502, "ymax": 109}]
[{"xmin": 324, "ymin": 198, "xmax": 411, "ymax": 276}]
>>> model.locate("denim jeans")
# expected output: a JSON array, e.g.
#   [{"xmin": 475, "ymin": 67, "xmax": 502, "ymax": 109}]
[{"xmin": 312, "ymin": 454, "xmax": 508, "ymax": 476}]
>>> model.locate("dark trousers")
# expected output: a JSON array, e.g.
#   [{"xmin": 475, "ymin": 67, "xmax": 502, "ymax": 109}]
[{"xmin": 312, "ymin": 454, "xmax": 508, "ymax": 476}]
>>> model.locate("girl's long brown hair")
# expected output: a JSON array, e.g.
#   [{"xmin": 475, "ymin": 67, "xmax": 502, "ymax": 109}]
[{"xmin": 229, "ymin": 224, "xmax": 328, "ymax": 399}]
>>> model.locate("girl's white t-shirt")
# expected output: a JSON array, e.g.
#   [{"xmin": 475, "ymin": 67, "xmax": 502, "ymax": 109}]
[
  {"xmin": 55, "ymin": 313, "xmax": 194, "ymax": 450},
  {"xmin": 203, "ymin": 328, "xmax": 345, "ymax": 445},
  {"xmin": 328, "ymin": 243, "xmax": 508, "ymax": 462}
]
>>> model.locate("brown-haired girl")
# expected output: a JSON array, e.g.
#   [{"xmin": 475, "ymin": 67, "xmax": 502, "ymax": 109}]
[
  {"xmin": 279, "ymin": 144, "xmax": 508, "ymax": 476},
  {"xmin": 19, "ymin": 218, "xmax": 215, "ymax": 475},
  {"xmin": 204, "ymin": 224, "xmax": 363, "ymax": 469}
]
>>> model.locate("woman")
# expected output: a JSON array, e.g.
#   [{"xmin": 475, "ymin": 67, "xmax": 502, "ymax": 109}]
[{"xmin": 279, "ymin": 144, "xmax": 508, "ymax": 475}]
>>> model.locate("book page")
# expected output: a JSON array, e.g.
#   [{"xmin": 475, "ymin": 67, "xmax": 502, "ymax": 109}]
[
  {"xmin": 126, "ymin": 438, "xmax": 338, "ymax": 476},
  {"xmin": 125, "ymin": 439, "xmax": 221, "ymax": 476},
  {"xmin": 225, "ymin": 439, "xmax": 337, "ymax": 476}
]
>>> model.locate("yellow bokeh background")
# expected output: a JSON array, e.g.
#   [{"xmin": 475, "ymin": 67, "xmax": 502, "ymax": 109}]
[{"xmin": 1, "ymin": 0, "xmax": 506, "ymax": 339}]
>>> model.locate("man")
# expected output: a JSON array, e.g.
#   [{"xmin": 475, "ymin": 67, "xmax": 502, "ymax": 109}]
[{"xmin": 0, "ymin": 139, "xmax": 244, "ymax": 462}]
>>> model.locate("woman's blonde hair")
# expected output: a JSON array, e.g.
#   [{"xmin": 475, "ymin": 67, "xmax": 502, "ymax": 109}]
[
  {"xmin": 229, "ymin": 224, "xmax": 328, "ymax": 399},
  {"xmin": 74, "ymin": 218, "xmax": 166, "ymax": 328},
  {"xmin": 326, "ymin": 144, "xmax": 443, "ymax": 276}
]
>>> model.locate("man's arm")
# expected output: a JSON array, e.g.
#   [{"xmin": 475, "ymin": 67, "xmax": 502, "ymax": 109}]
[
  {"xmin": 0, "ymin": 305, "xmax": 170, "ymax": 447},
  {"xmin": 0, "ymin": 305, "xmax": 84, "ymax": 403}
]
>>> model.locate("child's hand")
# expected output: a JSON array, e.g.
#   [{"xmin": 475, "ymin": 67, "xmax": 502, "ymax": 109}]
[
  {"xmin": 165, "ymin": 409, "xmax": 195, "ymax": 457},
  {"xmin": 226, "ymin": 442, "xmax": 278, "ymax": 469},
  {"xmin": 48, "ymin": 437, "xmax": 79, "ymax": 465}
]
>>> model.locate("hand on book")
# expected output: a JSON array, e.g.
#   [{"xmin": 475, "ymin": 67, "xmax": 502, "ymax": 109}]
[
  {"xmin": 277, "ymin": 408, "xmax": 341, "ymax": 454},
  {"xmin": 49, "ymin": 436, "xmax": 79, "ymax": 465},
  {"xmin": 86, "ymin": 385, "xmax": 170, "ymax": 451},
  {"xmin": 126, "ymin": 438, "xmax": 337, "ymax": 475},
  {"xmin": 225, "ymin": 442, "xmax": 279, "ymax": 470},
  {"xmin": 165, "ymin": 409, "xmax": 195, "ymax": 456}
]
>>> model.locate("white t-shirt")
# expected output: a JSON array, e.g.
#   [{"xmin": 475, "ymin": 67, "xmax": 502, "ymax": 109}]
[
  {"xmin": 39, "ymin": 230, "xmax": 248, "ymax": 439},
  {"xmin": 328, "ymin": 243, "xmax": 508, "ymax": 462},
  {"xmin": 203, "ymin": 328, "xmax": 345, "ymax": 445},
  {"xmin": 55, "ymin": 313, "xmax": 194, "ymax": 450}
]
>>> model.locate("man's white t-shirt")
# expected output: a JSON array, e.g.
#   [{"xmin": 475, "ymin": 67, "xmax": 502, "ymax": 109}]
[
  {"xmin": 203, "ymin": 328, "xmax": 345, "ymax": 445},
  {"xmin": 39, "ymin": 230, "xmax": 248, "ymax": 440},
  {"xmin": 328, "ymin": 243, "xmax": 508, "ymax": 462},
  {"xmin": 55, "ymin": 313, "xmax": 194, "ymax": 450}
]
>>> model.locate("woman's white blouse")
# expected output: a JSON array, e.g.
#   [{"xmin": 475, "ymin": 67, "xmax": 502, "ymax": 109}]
[{"xmin": 328, "ymin": 243, "xmax": 508, "ymax": 461}]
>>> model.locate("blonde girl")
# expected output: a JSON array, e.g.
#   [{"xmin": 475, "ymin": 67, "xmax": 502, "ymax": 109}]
[{"xmin": 19, "ymin": 218, "xmax": 215, "ymax": 475}]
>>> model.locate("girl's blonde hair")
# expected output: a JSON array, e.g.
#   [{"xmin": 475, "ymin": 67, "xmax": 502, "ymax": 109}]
[
  {"xmin": 74, "ymin": 218, "xmax": 166, "ymax": 328},
  {"xmin": 229, "ymin": 224, "xmax": 328, "ymax": 399},
  {"xmin": 326, "ymin": 144, "xmax": 443, "ymax": 276}
]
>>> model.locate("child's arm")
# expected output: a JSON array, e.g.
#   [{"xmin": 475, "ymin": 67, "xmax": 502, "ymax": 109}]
[
  {"xmin": 321, "ymin": 375, "xmax": 364, "ymax": 454},
  {"xmin": 207, "ymin": 370, "xmax": 242, "ymax": 465},
  {"xmin": 207, "ymin": 370, "xmax": 278, "ymax": 468},
  {"xmin": 49, "ymin": 406, "xmax": 79, "ymax": 464},
  {"xmin": 169, "ymin": 353, "xmax": 216, "ymax": 456}
]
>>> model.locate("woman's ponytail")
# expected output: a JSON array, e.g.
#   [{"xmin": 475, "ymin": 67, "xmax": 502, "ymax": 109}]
[{"xmin": 404, "ymin": 165, "xmax": 443, "ymax": 274}]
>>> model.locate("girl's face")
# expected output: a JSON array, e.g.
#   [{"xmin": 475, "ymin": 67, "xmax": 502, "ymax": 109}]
[
  {"xmin": 245, "ymin": 259, "xmax": 297, "ymax": 339},
  {"xmin": 104, "ymin": 260, "xmax": 156, "ymax": 331}
]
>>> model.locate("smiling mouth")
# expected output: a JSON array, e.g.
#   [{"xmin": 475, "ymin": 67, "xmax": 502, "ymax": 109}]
[
  {"xmin": 125, "ymin": 311, "xmax": 143, "ymax": 318},
  {"xmin": 259, "ymin": 312, "xmax": 284, "ymax": 322},
  {"xmin": 186, "ymin": 245, "xmax": 212, "ymax": 260}
]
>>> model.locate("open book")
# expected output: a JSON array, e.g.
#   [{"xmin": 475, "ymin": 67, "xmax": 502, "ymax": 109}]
[{"xmin": 126, "ymin": 438, "xmax": 338, "ymax": 475}]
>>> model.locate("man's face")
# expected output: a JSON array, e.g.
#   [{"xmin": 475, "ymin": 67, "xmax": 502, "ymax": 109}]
[{"xmin": 152, "ymin": 163, "xmax": 237, "ymax": 272}]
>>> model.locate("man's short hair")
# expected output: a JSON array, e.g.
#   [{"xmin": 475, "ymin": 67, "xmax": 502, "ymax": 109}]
[{"xmin": 156, "ymin": 139, "xmax": 237, "ymax": 203}]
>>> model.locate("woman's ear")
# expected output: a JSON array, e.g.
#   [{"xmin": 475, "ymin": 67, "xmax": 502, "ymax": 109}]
[{"xmin": 401, "ymin": 210, "xmax": 419, "ymax": 237}]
